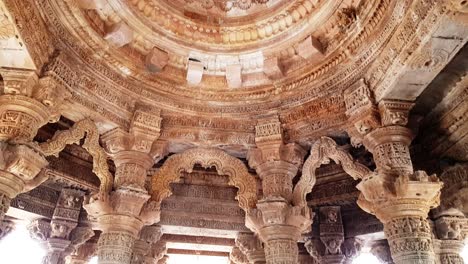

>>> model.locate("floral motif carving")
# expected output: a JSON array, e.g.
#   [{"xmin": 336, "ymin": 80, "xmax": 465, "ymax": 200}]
[{"xmin": 151, "ymin": 148, "xmax": 258, "ymax": 212}]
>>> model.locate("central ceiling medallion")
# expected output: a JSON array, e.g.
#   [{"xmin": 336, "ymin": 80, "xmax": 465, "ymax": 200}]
[{"xmin": 185, "ymin": 0, "xmax": 270, "ymax": 11}]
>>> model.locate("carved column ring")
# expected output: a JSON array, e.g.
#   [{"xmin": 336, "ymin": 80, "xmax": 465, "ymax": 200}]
[
  {"xmin": 0, "ymin": 95, "xmax": 51, "ymax": 141},
  {"xmin": 112, "ymin": 150, "xmax": 154, "ymax": 168},
  {"xmin": 363, "ymin": 126, "xmax": 413, "ymax": 152}
]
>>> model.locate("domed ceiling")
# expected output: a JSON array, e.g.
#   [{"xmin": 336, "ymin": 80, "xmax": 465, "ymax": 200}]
[
  {"xmin": 37, "ymin": 0, "xmax": 390, "ymax": 112},
  {"xmin": 5, "ymin": 0, "xmax": 463, "ymax": 154}
]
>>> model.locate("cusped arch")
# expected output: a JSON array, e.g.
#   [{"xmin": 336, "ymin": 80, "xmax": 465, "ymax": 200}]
[
  {"xmin": 292, "ymin": 137, "xmax": 371, "ymax": 207},
  {"xmin": 151, "ymin": 148, "xmax": 258, "ymax": 212}
]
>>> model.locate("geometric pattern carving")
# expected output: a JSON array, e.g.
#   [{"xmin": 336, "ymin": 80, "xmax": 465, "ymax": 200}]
[{"xmin": 151, "ymin": 148, "xmax": 258, "ymax": 212}]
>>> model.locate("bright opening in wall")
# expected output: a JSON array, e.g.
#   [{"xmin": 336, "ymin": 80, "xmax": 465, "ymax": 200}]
[
  {"xmin": 462, "ymin": 243, "xmax": 468, "ymax": 264},
  {"xmin": 89, "ymin": 256, "xmax": 98, "ymax": 264},
  {"xmin": 352, "ymin": 251, "xmax": 381, "ymax": 264},
  {"xmin": 0, "ymin": 224, "xmax": 46, "ymax": 264},
  {"xmin": 167, "ymin": 254, "xmax": 229, "ymax": 264}
]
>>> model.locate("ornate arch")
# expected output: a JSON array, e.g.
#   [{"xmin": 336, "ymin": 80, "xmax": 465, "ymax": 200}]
[
  {"xmin": 150, "ymin": 148, "xmax": 258, "ymax": 212},
  {"xmin": 292, "ymin": 137, "xmax": 371, "ymax": 207},
  {"xmin": 39, "ymin": 118, "xmax": 113, "ymax": 196}
]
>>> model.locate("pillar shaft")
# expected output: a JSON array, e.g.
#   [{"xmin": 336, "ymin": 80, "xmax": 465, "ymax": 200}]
[
  {"xmin": 344, "ymin": 83, "xmax": 442, "ymax": 264},
  {"xmin": 247, "ymin": 115, "xmax": 308, "ymax": 264},
  {"xmin": 98, "ymin": 231, "xmax": 136, "ymax": 264},
  {"xmin": 263, "ymin": 235, "xmax": 298, "ymax": 264}
]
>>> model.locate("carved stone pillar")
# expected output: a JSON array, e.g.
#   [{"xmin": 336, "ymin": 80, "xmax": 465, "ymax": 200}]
[
  {"xmin": 246, "ymin": 115, "xmax": 310, "ymax": 264},
  {"xmin": 370, "ymin": 240, "xmax": 394, "ymax": 264},
  {"xmin": 131, "ymin": 225, "xmax": 166, "ymax": 264},
  {"xmin": 342, "ymin": 238, "xmax": 363, "ymax": 264},
  {"xmin": 66, "ymin": 242, "xmax": 97, "ymax": 264},
  {"xmin": 231, "ymin": 246, "xmax": 249, "ymax": 264},
  {"xmin": 85, "ymin": 108, "xmax": 165, "ymax": 264},
  {"xmin": 236, "ymin": 232, "xmax": 266, "ymax": 264},
  {"xmin": 433, "ymin": 209, "xmax": 467, "ymax": 264},
  {"xmin": 0, "ymin": 68, "xmax": 70, "ymax": 222},
  {"xmin": 29, "ymin": 189, "xmax": 93, "ymax": 264},
  {"xmin": 305, "ymin": 207, "xmax": 347, "ymax": 264},
  {"xmin": 0, "ymin": 219, "xmax": 14, "ymax": 241},
  {"xmin": 433, "ymin": 164, "xmax": 468, "ymax": 264},
  {"xmin": 344, "ymin": 80, "xmax": 443, "ymax": 264}
]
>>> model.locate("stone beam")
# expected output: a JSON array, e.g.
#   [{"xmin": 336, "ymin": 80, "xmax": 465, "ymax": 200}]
[
  {"xmin": 373, "ymin": 2, "xmax": 468, "ymax": 101},
  {"xmin": 161, "ymin": 234, "xmax": 235, "ymax": 246},
  {"xmin": 167, "ymin": 248, "xmax": 230, "ymax": 257}
]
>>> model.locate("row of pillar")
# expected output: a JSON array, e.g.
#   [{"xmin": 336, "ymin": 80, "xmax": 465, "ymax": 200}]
[{"xmin": 0, "ymin": 70, "xmax": 467, "ymax": 264}]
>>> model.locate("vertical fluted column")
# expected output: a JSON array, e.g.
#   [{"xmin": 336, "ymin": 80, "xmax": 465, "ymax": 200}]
[
  {"xmin": 344, "ymin": 80, "xmax": 443, "ymax": 264},
  {"xmin": 245, "ymin": 115, "xmax": 310, "ymax": 264},
  {"xmin": 370, "ymin": 240, "xmax": 394, "ymax": 264},
  {"xmin": 85, "ymin": 108, "xmax": 166, "ymax": 264},
  {"xmin": 0, "ymin": 69, "xmax": 70, "ymax": 222}
]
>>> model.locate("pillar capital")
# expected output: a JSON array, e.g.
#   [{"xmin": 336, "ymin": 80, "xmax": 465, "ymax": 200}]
[
  {"xmin": 0, "ymin": 142, "xmax": 48, "ymax": 199},
  {"xmin": 0, "ymin": 69, "xmax": 71, "ymax": 143},
  {"xmin": 235, "ymin": 232, "xmax": 266, "ymax": 264},
  {"xmin": 439, "ymin": 163, "xmax": 468, "ymax": 215},
  {"xmin": 432, "ymin": 209, "xmax": 467, "ymax": 264},
  {"xmin": 131, "ymin": 225, "xmax": 165, "ymax": 264},
  {"xmin": 245, "ymin": 198, "xmax": 311, "ymax": 264},
  {"xmin": 369, "ymin": 240, "xmax": 394, "ymax": 264},
  {"xmin": 305, "ymin": 206, "xmax": 347, "ymax": 264},
  {"xmin": 230, "ymin": 246, "xmax": 249, "ymax": 264},
  {"xmin": 66, "ymin": 241, "xmax": 97, "ymax": 264},
  {"xmin": 342, "ymin": 238, "xmax": 363, "ymax": 264},
  {"xmin": 357, "ymin": 171, "xmax": 443, "ymax": 222}
]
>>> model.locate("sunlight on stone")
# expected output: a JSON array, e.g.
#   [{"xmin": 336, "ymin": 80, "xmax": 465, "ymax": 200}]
[
  {"xmin": 167, "ymin": 254, "xmax": 229, "ymax": 264},
  {"xmin": 0, "ymin": 224, "xmax": 46, "ymax": 264},
  {"xmin": 352, "ymin": 252, "xmax": 381, "ymax": 264}
]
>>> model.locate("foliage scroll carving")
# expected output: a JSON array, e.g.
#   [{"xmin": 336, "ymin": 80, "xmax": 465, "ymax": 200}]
[
  {"xmin": 38, "ymin": 119, "xmax": 113, "ymax": 196},
  {"xmin": 293, "ymin": 137, "xmax": 371, "ymax": 207},
  {"xmin": 151, "ymin": 148, "xmax": 258, "ymax": 212}
]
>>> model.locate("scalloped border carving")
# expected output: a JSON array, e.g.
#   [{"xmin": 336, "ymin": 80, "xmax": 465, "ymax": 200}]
[
  {"xmin": 292, "ymin": 137, "xmax": 370, "ymax": 206},
  {"xmin": 39, "ymin": 119, "xmax": 113, "ymax": 196},
  {"xmin": 150, "ymin": 148, "xmax": 258, "ymax": 212}
]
